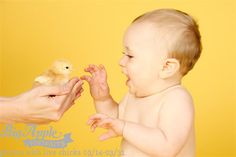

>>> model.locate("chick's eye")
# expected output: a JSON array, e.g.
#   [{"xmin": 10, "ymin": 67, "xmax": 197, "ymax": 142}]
[{"xmin": 65, "ymin": 66, "xmax": 69, "ymax": 69}]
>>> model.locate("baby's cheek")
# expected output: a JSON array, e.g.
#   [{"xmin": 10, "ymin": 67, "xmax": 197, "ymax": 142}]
[{"xmin": 128, "ymin": 64, "xmax": 140, "ymax": 75}]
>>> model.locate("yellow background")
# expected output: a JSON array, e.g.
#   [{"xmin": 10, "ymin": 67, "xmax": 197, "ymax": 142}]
[{"xmin": 0, "ymin": 0, "xmax": 235, "ymax": 157}]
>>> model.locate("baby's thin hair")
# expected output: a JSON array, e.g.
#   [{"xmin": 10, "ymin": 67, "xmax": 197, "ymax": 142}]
[{"xmin": 132, "ymin": 9, "xmax": 202, "ymax": 76}]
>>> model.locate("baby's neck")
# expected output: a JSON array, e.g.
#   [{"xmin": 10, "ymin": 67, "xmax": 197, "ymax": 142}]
[{"xmin": 135, "ymin": 79, "xmax": 181, "ymax": 98}]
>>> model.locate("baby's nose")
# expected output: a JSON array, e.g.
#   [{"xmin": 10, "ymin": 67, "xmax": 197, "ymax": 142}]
[{"xmin": 119, "ymin": 56, "xmax": 126, "ymax": 67}]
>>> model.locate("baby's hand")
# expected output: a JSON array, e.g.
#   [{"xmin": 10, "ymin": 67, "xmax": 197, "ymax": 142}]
[
  {"xmin": 87, "ymin": 113, "xmax": 125, "ymax": 141},
  {"xmin": 81, "ymin": 64, "xmax": 110, "ymax": 101}
]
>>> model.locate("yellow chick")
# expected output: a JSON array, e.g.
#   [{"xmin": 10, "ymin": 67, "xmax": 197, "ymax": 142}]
[{"xmin": 34, "ymin": 59, "xmax": 73, "ymax": 86}]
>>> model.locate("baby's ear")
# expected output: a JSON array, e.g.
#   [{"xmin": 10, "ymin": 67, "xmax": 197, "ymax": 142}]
[{"xmin": 159, "ymin": 58, "xmax": 180, "ymax": 79}]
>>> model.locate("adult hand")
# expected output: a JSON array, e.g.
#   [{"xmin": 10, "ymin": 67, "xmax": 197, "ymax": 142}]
[{"xmin": 0, "ymin": 77, "xmax": 83, "ymax": 124}]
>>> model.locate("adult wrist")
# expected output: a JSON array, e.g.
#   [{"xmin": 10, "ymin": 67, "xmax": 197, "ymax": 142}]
[
  {"xmin": 0, "ymin": 96, "xmax": 19, "ymax": 123},
  {"xmin": 9, "ymin": 95, "xmax": 26, "ymax": 123}
]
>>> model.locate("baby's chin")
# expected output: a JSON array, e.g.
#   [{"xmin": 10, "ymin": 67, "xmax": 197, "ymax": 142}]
[
  {"xmin": 127, "ymin": 84, "xmax": 151, "ymax": 97},
  {"xmin": 126, "ymin": 82, "xmax": 136, "ymax": 95},
  {"xmin": 128, "ymin": 88, "xmax": 143, "ymax": 98},
  {"xmin": 125, "ymin": 79, "xmax": 144, "ymax": 97},
  {"xmin": 128, "ymin": 87, "xmax": 135, "ymax": 95}
]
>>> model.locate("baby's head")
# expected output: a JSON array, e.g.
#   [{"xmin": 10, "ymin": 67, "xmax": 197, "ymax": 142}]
[{"xmin": 119, "ymin": 9, "xmax": 202, "ymax": 96}]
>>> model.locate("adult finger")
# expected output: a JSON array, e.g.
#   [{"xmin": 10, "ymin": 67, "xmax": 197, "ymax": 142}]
[
  {"xmin": 58, "ymin": 81, "xmax": 83, "ymax": 114},
  {"xmin": 39, "ymin": 77, "xmax": 79, "ymax": 96},
  {"xmin": 71, "ymin": 80, "xmax": 83, "ymax": 95},
  {"xmin": 75, "ymin": 88, "xmax": 84, "ymax": 99}
]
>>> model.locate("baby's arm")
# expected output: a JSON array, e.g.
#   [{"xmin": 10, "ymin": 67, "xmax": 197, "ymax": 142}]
[
  {"xmin": 81, "ymin": 64, "xmax": 118, "ymax": 118},
  {"xmin": 88, "ymin": 89, "xmax": 194, "ymax": 156}
]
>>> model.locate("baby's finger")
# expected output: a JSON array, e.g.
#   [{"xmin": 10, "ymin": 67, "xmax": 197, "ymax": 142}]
[
  {"xmin": 84, "ymin": 66, "xmax": 95, "ymax": 74},
  {"xmin": 99, "ymin": 64, "xmax": 105, "ymax": 71},
  {"xmin": 99, "ymin": 64, "xmax": 107, "ymax": 73},
  {"xmin": 90, "ymin": 122, "xmax": 98, "ymax": 132},
  {"xmin": 89, "ymin": 65, "xmax": 100, "ymax": 78},
  {"xmin": 80, "ymin": 75, "xmax": 92, "ymax": 83},
  {"xmin": 96, "ymin": 118, "xmax": 113, "ymax": 129},
  {"xmin": 90, "ymin": 64, "xmax": 100, "ymax": 72},
  {"xmin": 87, "ymin": 116, "xmax": 98, "ymax": 125},
  {"xmin": 87, "ymin": 117, "xmax": 100, "ymax": 125},
  {"xmin": 88, "ymin": 64, "xmax": 97, "ymax": 73},
  {"xmin": 87, "ymin": 113, "xmax": 109, "ymax": 125},
  {"xmin": 88, "ymin": 113, "xmax": 107, "ymax": 123},
  {"xmin": 99, "ymin": 130, "xmax": 116, "ymax": 141}
]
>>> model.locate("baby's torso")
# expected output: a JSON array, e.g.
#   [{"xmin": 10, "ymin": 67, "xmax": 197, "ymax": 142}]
[
  {"xmin": 119, "ymin": 91, "xmax": 195, "ymax": 157},
  {"xmin": 120, "ymin": 93, "xmax": 163, "ymax": 127}
]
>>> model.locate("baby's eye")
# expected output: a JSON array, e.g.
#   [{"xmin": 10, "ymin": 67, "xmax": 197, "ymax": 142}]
[
  {"xmin": 127, "ymin": 55, "xmax": 133, "ymax": 58},
  {"xmin": 122, "ymin": 52, "xmax": 133, "ymax": 59}
]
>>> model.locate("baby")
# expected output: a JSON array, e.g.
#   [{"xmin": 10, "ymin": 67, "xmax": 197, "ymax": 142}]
[{"xmin": 82, "ymin": 8, "xmax": 202, "ymax": 157}]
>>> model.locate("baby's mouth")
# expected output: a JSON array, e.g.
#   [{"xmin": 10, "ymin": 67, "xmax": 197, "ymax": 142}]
[
  {"xmin": 125, "ymin": 76, "xmax": 130, "ymax": 85},
  {"xmin": 121, "ymin": 70, "xmax": 130, "ymax": 84}
]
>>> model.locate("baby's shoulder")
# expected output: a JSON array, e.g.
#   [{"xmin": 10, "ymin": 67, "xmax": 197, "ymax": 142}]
[
  {"xmin": 163, "ymin": 85, "xmax": 192, "ymax": 99},
  {"xmin": 161, "ymin": 86, "xmax": 194, "ymax": 109}
]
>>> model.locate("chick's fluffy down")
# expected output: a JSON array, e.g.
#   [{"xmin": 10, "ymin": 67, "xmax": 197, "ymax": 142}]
[{"xmin": 34, "ymin": 60, "xmax": 73, "ymax": 86}]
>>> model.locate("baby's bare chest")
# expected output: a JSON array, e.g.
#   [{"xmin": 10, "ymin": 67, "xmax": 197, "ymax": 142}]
[{"xmin": 122, "ymin": 97, "xmax": 164, "ymax": 127}]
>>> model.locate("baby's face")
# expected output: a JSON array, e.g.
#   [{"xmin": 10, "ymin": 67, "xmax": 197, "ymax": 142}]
[{"xmin": 119, "ymin": 22, "xmax": 167, "ymax": 97}]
